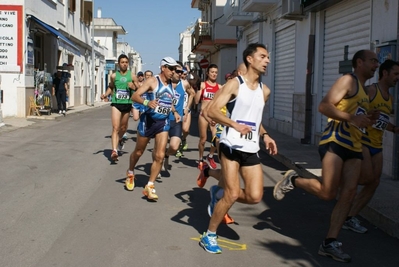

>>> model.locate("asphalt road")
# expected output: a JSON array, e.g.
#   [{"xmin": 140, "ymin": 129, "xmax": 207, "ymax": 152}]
[{"xmin": 0, "ymin": 106, "xmax": 398, "ymax": 267}]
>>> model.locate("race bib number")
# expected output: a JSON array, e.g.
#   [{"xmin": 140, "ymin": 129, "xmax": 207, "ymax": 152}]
[
  {"xmin": 173, "ymin": 92, "xmax": 181, "ymax": 106},
  {"xmin": 351, "ymin": 107, "xmax": 367, "ymax": 134},
  {"xmin": 204, "ymin": 92, "xmax": 215, "ymax": 99},
  {"xmin": 116, "ymin": 89, "xmax": 129, "ymax": 100},
  {"xmin": 372, "ymin": 112, "xmax": 389, "ymax": 131},
  {"xmin": 184, "ymin": 93, "xmax": 188, "ymax": 103},
  {"xmin": 154, "ymin": 100, "xmax": 172, "ymax": 115},
  {"xmin": 232, "ymin": 120, "xmax": 257, "ymax": 142}
]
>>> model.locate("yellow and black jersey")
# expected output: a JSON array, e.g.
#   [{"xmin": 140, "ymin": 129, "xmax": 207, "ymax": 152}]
[
  {"xmin": 319, "ymin": 74, "xmax": 369, "ymax": 152},
  {"xmin": 361, "ymin": 83, "xmax": 392, "ymax": 148}
]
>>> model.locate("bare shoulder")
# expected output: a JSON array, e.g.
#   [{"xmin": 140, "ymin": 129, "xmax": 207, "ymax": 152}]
[
  {"xmin": 366, "ymin": 83, "xmax": 377, "ymax": 98},
  {"xmin": 221, "ymin": 78, "xmax": 239, "ymax": 96},
  {"xmin": 262, "ymin": 83, "xmax": 271, "ymax": 94}
]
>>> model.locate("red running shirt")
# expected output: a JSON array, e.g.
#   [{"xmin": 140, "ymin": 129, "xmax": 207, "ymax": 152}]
[{"xmin": 201, "ymin": 82, "xmax": 219, "ymax": 101}]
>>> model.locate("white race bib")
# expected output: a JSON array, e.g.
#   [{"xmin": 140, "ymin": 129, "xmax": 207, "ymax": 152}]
[
  {"xmin": 154, "ymin": 100, "xmax": 172, "ymax": 115},
  {"xmin": 204, "ymin": 92, "xmax": 215, "ymax": 99},
  {"xmin": 232, "ymin": 120, "xmax": 257, "ymax": 142},
  {"xmin": 116, "ymin": 89, "xmax": 129, "ymax": 99},
  {"xmin": 372, "ymin": 112, "xmax": 389, "ymax": 131},
  {"xmin": 351, "ymin": 107, "xmax": 367, "ymax": 133}
]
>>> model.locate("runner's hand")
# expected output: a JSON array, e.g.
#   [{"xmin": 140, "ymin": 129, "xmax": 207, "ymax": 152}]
[
  {"xmin": 264, "ymin": 135, "xmax": 278, "ymax": 155},
  {"xmin": 350, "ymin": 114, "xmax": 372, "ymax": 128},
  {"xmin": 234, "ymin": 123, "xmax": 252, "ymax": 136}
]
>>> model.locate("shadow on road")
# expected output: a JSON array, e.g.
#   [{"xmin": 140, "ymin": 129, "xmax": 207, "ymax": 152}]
[{"xmin": 171, "ymin": 188, "xmax": 240, "ymax": 241}]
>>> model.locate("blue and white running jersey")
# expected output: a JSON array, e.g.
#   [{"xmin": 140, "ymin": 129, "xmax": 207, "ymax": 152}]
[
  {"xmin": 169, "ymin": 80, "xmax": 185, "ymax": 121},
  {"xmin": 132, "ymin": 92, "xmax": 148, "ymax": 113},
  {"xmin": 145, "ymin": 75, "xmax": 174, "ymax": 120}
]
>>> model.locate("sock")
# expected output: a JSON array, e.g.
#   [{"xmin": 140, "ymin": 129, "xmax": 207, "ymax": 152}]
[
  {"xmin": 324, "ymin": 238, "xmax": 337, "ymax": 246},
  {"xmin": 203, "ymin": 167, "xmax": 210, "ymax": 178},
  {"xmin": 206, "ymin": 230, "xmax": 216, "ymax": 236},
  {"xmin": 208, "ymin": 154, "xmax": 213, "ymax": 159},
  {"xmin": 128, "ymin": 170, "xmax": 134, "ymax": 175},
  {"xmin": 215, "ymin": 188, "xmax": 224, "ymax": 200},
  {"xmin": 148, "ymin": 181, "xmax": 154, "ymax": 186}
]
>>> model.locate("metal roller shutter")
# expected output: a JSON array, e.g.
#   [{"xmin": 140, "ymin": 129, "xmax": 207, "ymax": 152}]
[
  {"xmin": 247, "ymin": 29, "xmax": 259, "ymax": 45},
  {"xmin": 274, "ymin": 20, "xmax": 295, "ymax": 122},
  {"xmin": 320, "ymin": 0, "xmax": 370, "ymax": 130}
]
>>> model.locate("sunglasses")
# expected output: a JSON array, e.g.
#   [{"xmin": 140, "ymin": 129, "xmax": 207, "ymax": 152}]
[
  {"xmin": 165, "ymin": 65, "xmax": 176, "ymax": 71},
  {"xmin": 175, "ymin": 70, "xmax": 184, "ymax": 74}
]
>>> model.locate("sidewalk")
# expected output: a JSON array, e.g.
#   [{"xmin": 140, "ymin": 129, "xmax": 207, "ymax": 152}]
[
  {"xmin": 264, "ymin": 128, "xmax": 399, "ymax": 239},
  {"xmin": 1, "ymin": 105, "xmax": 398, "ymax": 238},
  {"xmin": 0, "ymin": 102, "xmax": 109, "ymax": 133}
]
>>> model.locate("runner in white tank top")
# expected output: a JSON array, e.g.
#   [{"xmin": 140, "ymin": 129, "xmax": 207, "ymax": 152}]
[{"xmin": 198, "ymin": 43, "xmax": 278, "ymax": 254}]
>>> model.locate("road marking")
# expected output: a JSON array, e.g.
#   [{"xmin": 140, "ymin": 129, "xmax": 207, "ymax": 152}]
[{"xmin": 191, "ymin": 237, "xmax": 247, "ymax": 250}]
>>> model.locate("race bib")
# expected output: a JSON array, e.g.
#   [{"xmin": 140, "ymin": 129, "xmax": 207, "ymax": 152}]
[
  {"xmin": 372, "ymin": 112, "xmax": 389, "ymax": 131},
  {"xmin": 351, "ymin": 107, "xmax": 367, "ymax": 134},
  {"xmin": 173, "ymin": 92, "xmax": 181, "ymax": 106},
  {"xmin": 232, "ymin": 120, "xmax": 257, "ymax": 142},
  {"xmin": 204, "ymin": 92, "xmax": 215, "ymax": 99},
  {"xmin": 154, "ymin": 100, "xmax": 172, "ymax": 115},
  {"xmin": 116, "ymin": 89, "xmax": 129, "ymax": 100}
]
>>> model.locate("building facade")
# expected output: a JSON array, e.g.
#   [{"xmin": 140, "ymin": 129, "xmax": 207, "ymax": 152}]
[
  {"xmin": 0, "ymin": 0, "xmax": 109, "ymax": 118},
  {"xmin": 192, "ymin": 0, "xmax": 399, "ymax": 178}
]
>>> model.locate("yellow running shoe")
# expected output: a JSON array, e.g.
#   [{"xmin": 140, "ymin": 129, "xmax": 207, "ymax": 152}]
[
  {"xmin": 125, "ymin": 172, "xmax": 135, "ymax": 191},
  {"xmin": 142, "ymin": 184, "xmax": 158, "ymax": 201}
]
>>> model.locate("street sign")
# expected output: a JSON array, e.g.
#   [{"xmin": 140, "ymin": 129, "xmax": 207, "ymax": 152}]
[{"xmin": 199, "ymin": 59, "xmax": 209, "ymax": 69}]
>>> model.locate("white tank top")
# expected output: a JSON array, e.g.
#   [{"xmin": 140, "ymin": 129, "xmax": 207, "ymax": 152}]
[{"xmin": 219, "ymin": 76, "xmax": 264, "ymax": 153}]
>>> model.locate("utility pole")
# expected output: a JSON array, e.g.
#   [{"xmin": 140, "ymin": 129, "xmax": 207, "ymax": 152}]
[{"xmin": 90, "ymin": 0, "xmax": 95, "ymax": 106}]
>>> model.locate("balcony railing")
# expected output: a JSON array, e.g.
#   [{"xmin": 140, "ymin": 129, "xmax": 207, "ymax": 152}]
[{"xmin": 192, "ymin": 20, "xmax": 212, "ymax": 49}]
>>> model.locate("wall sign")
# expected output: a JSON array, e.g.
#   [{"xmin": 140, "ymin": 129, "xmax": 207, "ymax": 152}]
[{"xmin": 0, "ymin": 5, "xmax": 23, "ymax": 72}]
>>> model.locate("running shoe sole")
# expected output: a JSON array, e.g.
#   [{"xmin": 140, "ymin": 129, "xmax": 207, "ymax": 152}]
[{"xmin": 273, "ymin": 169, "xmax": 296, "ymax": 200}]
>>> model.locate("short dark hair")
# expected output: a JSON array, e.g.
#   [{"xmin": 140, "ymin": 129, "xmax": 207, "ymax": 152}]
[
  {"xmin": 206, "ymin": 63, "xmax": 218, "ymax": 73},
  {"xmin": 243, "ymin": 43, "xmax": 267, "ymax": 68},
  {"xmin": 118, "ymin": 54, "xmax": 129, "ymax": 63},
  {"xmin": 352, "ymin": 50, "xmax": 368, "ymax": 68},
  {"xmin": 144, "ymin": 70, "xmax": 153, "ymax": 76},
  {"xmin": 379, "ymin": 59, "xmax": 399, "ymax": 80}
]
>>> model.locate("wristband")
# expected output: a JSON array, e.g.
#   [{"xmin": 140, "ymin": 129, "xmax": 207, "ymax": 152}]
[
  {"xmin": 261, "ymin": 132, "xmax": 269, "ymax": 139},
  {"xmin": 143, "ymin": 99, "xmax": 149, "ymax": 106}
]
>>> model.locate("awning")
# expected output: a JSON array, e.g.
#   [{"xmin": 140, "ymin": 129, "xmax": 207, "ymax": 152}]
[{"xmin": 29, "ymin": 15, "xmax": 80, "ymax": 55}]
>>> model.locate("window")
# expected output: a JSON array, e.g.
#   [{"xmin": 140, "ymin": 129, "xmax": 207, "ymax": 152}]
[
  {"xmin": 69, "ymin": 0, "xmax": 76, "ymax": 12},
  {"xmin": 80, "ymin": 0, "xmax": 93, "ymax": 25}
]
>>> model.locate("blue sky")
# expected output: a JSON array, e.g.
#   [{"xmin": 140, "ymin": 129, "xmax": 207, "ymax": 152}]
[{"xmin": 95, "ymin": 0, "xmax": 200, "ymax": 74}]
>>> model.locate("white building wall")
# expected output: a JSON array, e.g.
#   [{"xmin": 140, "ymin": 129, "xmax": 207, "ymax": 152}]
[
  {"xmin": 0, "ymin": 0, "xmax": 26, "ymax": 118},
  {"xmin": 213, "ymin": 0, "xmax": 236, "ymax": 40},
  {"xmin": 95, "ymin": 32, "xmax": 115, "ymax": 60},
  {"xmin": 0, "ymin": 0, "xmax": 104, "ymax": 118}
]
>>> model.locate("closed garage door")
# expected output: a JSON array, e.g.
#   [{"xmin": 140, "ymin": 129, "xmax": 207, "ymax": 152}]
[
  {"xmin": 274, "ymin": 19, "xmax": 295, "ymax": 122},
  {"xmin": 320, "ymin": 0, "xmax": 370, "ymax": 130}
]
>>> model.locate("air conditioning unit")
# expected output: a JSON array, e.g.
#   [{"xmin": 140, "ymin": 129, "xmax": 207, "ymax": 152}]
[{"xmin": 281, "ymin": 0, "xmax": 304, "ymax": 20}]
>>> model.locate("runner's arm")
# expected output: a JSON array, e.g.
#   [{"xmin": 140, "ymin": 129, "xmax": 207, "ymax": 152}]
[
  {"xmin": 194, "ymin": 82, "xmax": 205, "ymax": 105},
  {"xmin": 101, "ymin": 73, "xmax": 116, "ymax": 99},
  {"xmin": 131, "ymin": 77, "xmax": 155, "ymax": 105}
]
